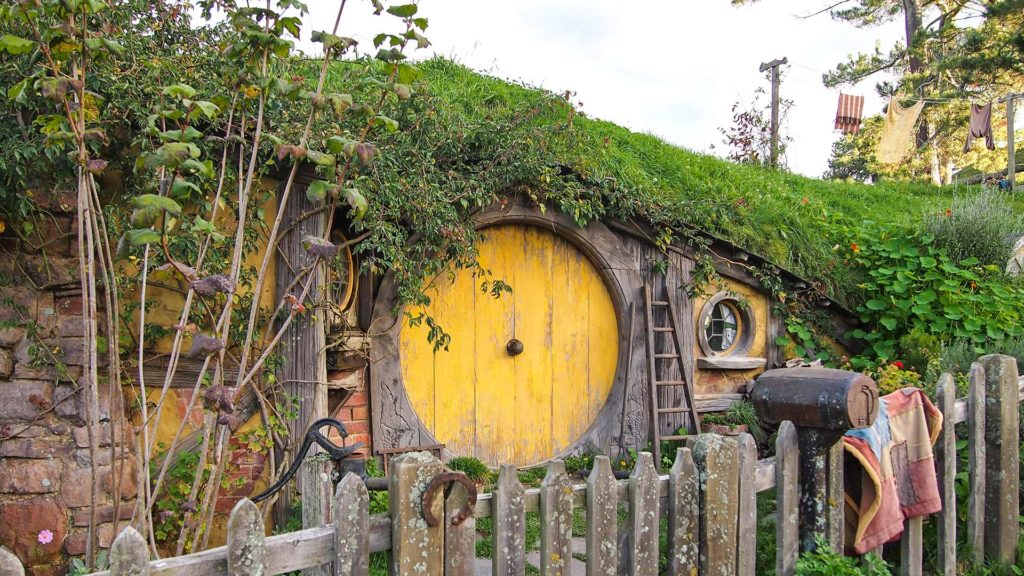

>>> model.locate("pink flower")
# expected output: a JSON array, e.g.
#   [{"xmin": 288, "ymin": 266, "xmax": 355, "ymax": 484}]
[{"xmin": 37, "ymin": 530, "xmax": 54, "ymax": 545}]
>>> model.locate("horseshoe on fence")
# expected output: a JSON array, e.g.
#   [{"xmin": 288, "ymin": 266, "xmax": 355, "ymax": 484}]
[{"xmin": 420, "ymin": 471, "xmax": 478, "ymax": 527}]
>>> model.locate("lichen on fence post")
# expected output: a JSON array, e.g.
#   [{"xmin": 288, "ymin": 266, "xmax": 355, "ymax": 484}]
[
  {"xmin": 493, "ymin": 464, "xmax": 526, "ymax": 576},
  {"xmin": 444, "ymin": 474, "xmax": 475, "ymax": 576},
  {"xmin": 694, "ymin": 433, "xmax": 740, "ymax": 576},
  {"xmin": 539, "ymin": 459, "xmax": 572, "ymax": 576},
  {"xmin": 934, "ymin": 373, "xmax": 957, "ymax": 576},
  {"xmin": 388, "ymin": 451, "xmax": 444, "ymax": 576},
  {"xmin": 979, "ymin": 354, "xmax": 1020, "ymax": 566},
  {"xmin": 775, "ymin": 422, "xmax": 799, "ymax": 576},
  {"xmin": 629, "ymin": 452, "xmax": 659, "ymax": 576},
  {"xmin": 667, "ymin": 447, "xmax": 698, "ymax": 576},
  {"xmin": 227, "ymin": 499, "xmax": 265, "ymax": 576},
  {"xmin": 966, "ymin": 362, "xmax": 986, "ymax": 566},
  {"xmin": 333, "ymin": 472, "xmax": 369, "ymax": 576},
  {"xmin": 586, "ymin": 455, "xmax": 618, "ymax": 576}
]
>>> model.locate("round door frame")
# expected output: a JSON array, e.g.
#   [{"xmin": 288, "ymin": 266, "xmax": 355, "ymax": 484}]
[{"xmin": 368, "ymin": 198, "xmax": 643, "ymax": 465}]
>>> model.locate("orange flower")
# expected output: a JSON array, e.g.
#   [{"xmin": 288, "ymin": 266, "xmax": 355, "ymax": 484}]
[
  {"xmin": 801, "ymin": 197, "xmax": 809, "ymax": 205},
  {"xmin": 850, "ymin": 242, "xmax": 860, "ymax": 253},
  {"xmin": 945, "ymin": 208, "xmax": 952, "ymax": 217}
]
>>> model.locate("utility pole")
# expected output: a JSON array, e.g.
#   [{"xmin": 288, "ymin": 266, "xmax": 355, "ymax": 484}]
[
  {"xmin": 760, "ymin": 56, "xmax": 788, "ymax": 169},
  {"xmin": 1001, "ymin": 93, "xmax": 1022, "ymax": 191}
]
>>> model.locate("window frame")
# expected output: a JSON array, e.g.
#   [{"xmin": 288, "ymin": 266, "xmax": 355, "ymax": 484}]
[{"xmin": 696, "ymin": 291, "xmax": 756, "ymax": 358}]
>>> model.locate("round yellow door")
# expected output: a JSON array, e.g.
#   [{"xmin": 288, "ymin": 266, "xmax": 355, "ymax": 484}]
[{"xmin": 400, "ymin": 224, "xmax": 619, "ymax": 466}]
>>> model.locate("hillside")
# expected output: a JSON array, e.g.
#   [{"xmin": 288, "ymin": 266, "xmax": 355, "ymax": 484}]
[{"xmin": 323, "ymin": 58, "xmax": 983, "ymax": 306}]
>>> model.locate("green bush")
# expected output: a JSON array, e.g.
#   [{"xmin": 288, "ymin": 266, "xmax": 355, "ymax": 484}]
[
  {"xmin": 795, "ymin": 537, "xmax": 892, "ymax": 576},
  {"xmin": 924, "ymin": 190, "xmax": 1024, "ymax": 267},
  {"xmin": 446, "ymin": 456, "xmax": 492, "ymax": 483},
  {"xmin": 837, "ymin": 222, "xmax": 1024, "ymax": 366}
]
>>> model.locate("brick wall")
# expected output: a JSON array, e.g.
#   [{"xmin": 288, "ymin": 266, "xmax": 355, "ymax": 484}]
[
  {"xmin": 327, "ymin": 368, "xmax": 370, "ymax": 457},
  {"xmin": 0, "ymin": 198, "xmax": 136, "ymax": 575}
]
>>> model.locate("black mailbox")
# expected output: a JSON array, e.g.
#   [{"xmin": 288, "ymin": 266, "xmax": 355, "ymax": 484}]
[
  {"xmin": 751, "ymin": 367, "xmax": 878, "ymax": 430},
  {"xmin": 751, "ymin": 367, "xmax": 879, "ymax": 553}
]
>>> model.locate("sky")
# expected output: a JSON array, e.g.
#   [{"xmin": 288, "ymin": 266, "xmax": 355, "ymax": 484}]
[{"xmin": 294, "ymin": 1, "xmax": 906, "ymax": 178}]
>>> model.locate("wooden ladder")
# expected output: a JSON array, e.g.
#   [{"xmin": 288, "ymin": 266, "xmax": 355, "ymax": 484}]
[{"xmin": 643, "ymin": 283, "xmax": 701, "ymax": 468}]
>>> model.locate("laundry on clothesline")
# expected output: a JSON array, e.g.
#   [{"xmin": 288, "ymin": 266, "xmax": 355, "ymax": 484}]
[
  {"xmin": 964, "ymin": 102, "xmax": 996, "ymax": 152},
  {"xmin": 835, "ymin": 93, "xmax": 865, "ymax": 134},
  {"xmin": 877, "ymin": 97, "xmax": 925, "ymax": 164}
]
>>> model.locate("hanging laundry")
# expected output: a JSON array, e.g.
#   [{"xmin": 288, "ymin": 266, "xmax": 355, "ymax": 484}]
[
  {"xmin": 835, "ymin": 93, "xmax": 865, "ymax": 134},
  {"xmin": 963, "ymin": 102, "xmax": 995, "ymax": 152},
  {"xmin": 877, "ymin": 97, "xmax": 925, "ymax": 164}
]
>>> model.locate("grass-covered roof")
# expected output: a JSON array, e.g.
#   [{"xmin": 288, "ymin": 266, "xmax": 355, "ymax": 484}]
[{"xmin": 371, "ymin": 58, "xmax": 980, "ymax": 306}]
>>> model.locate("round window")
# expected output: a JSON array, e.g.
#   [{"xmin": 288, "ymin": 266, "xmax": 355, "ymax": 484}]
[
  {"xmin": 704, "ymin": 301, "xmax": 739, "ymax": 353},
  {"xmin": 697, "ymin": 292, "xmax": 755, "ymax": 358}
]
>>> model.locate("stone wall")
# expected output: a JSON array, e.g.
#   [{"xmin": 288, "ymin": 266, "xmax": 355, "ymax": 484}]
[{"xmin": 0, "ymin": 197, "xmax": 136, "ymax": 575}]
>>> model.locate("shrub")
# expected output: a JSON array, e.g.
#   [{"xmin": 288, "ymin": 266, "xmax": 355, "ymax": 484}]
[
  {"xmin": 837, "ymin": 222, "xmax": 1024, "ymax": 366},
  {"xmin": 446, "ymin": 456, "xmax": 492, "ymax": 483},
  {"xmin": 924, "ymin": 190, "xmax": 1024, "ymax": 267},
  {"xmin": 795, "ymin": 537, "xmax": 892, "ymax": 576}
]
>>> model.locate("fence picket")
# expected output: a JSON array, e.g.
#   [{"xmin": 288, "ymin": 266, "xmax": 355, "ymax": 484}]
[
  {"xmin": 333, "ymin": 472, "xmax": 369, "ymax": 576},
  {"xmin": 303, "ymin": 453, "xmax": 334, "ymax": 576},
  {"xmin": 227, "ymin": 499, "xmax": 266, "ymax": 576},
  {"xmin": 979, "ymin": 354, "xmax": 1021, "ymax": 565},
  {"xmin": 493, "ymin": 464, "xmax": 526, "ymax": 576},
  {"xmin": 586, "ymin": 455, "xmax": 618, "ymax": 576},
  {"xmin": 0, "ymin": 547, "xmax": 24, "ymax": 576},
  {"xmin": 967, "ymin": 362, "xmax": 986, "ymax": 566},
  {"xmin": 737, "ymin": 434, "xmax": 757, "ymax": 576},
  {"xmin": 444, "ymin": 474, "xmax": 476, "ymax": 576},
  {"xmin": 695, "ymin": 434, "xmax": 740, "ymax": 575},
  {"xmin": 107, "ymin": 527, "xmax": 149, "ymax": 576},
  {"xmin": 934, "ymin": 374, "xmax": 956, "ymax": 576},
  {"xmin": 899, "ymin": 516, "xmax": 922, "ymax": 576},
  {"xmin": 667, "ymin": 447, "xmax": 698, "ymax": 576},
  {"xmin": 389, "ymin": 452, "xmax": 444, "ymax": 576},
  {"xmin": 629, "ymin": 452, "xmax": 659, "ymax": 576},
  {"xmin": 826, "ymin": 441, "xmax": 844, "ymax": 552},
  {"xmin": 775, "ymin": 421, "xmax": 799, "ymax": 576},
  {"xmin": 540, "ymin": 460, "xmax": 573, "ymax": 576}
]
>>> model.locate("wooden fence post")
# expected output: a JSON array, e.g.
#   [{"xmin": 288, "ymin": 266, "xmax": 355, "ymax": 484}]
[
  {"xmin": 899, "ymin": 516, "xmax": 922, "ymax": 576},
  {"xmin": 967, "ymin": 362, "xmax": 986, "ymax": 566},
  {"xmin": 934, "ymin": 374, "xmax": 956, "ymax": 576},
  {"xmin": 333, "ymin": 472, "xmax": 369, "ymax": 576},
  {"xmin": 629, "ymin": 452, "xmax": 659, "ymax": 576},
  {"xmin": 444, "ymin": 473, "xmax": 476, "ymax": 576},
  {"xmin": 227, "ymin": 499, "xmax": 266, "ymax": 576},
  {"xmin": 493, "ymin": 464, "xmax": 526, "ymax": 576},
  {"xmin": 586, "ymin": 455, "xmax": 618, "ymax": 576},
  {"xmin": 826, "ymin": 440, "xmax": 844, "ymax": 552},
  {"xmin": 108, "ymin": 527, "xmax": 149, "ymax": 576},
  {"xmin": 737, "ymin": 433, "xmax": 758, "ymax": 576},
  {"xmin": 775, "ymin": 421, "xmax": 799, "ymax": 576},
  {"xmin": 979, "ymin": 354, "xmax": 1020, "ymax": 565},
  {"xmin": 389, "ymin": 452, "xmax": 444, "ymax": 576},
  {"xmin": 667, "ymin": 447, "xmax": 698, "ymax": 576},
  {"xmin": 694, "ymin": 433, "xmax": 740, "ymax": 575},
  {"xmin": 304, "ymin": 449, "xmax": 335, "ymax": 576},
  {"xmin": 0, "ymin": 547, "xmax": 23, "ymax": 576},
  {"xmin": 539, "ymin": 460, "xmax": 573, "ymax": 576}
]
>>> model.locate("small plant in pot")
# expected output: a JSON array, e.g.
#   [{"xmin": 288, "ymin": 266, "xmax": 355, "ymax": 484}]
[{"xmin": 699, "ymin": 400, "xmax": 767, "ymax": 443}]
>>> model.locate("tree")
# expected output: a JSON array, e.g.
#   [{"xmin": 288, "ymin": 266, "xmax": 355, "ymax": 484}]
[
  {"xmin": 715, "ymin": 86, "xmax": 794, "ymax": 168},
  {"xmin": 736, "ymin": 0, "xmax": 1024, "ymax": 185}
]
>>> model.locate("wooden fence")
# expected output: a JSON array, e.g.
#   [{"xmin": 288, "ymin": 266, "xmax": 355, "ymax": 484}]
[{"xmin": 1, "ymin": 356, "xmax": 1020, "ymax": 576}]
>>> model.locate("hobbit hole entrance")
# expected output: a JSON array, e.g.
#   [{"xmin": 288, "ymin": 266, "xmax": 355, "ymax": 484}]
[{"xmin": 399, "ymin": 223, "xmax": 619, "ymax": 466}]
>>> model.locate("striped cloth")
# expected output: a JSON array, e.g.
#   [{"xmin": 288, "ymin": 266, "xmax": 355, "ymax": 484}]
[{"xmin": 835, "ymin": 93, "xmax": 866, "ymax": 134}]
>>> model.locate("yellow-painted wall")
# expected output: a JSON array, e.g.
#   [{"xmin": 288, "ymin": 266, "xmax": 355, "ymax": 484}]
[{"xmin": 692, "ymin": 279, "xmax": 770, "ymax": 395}]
